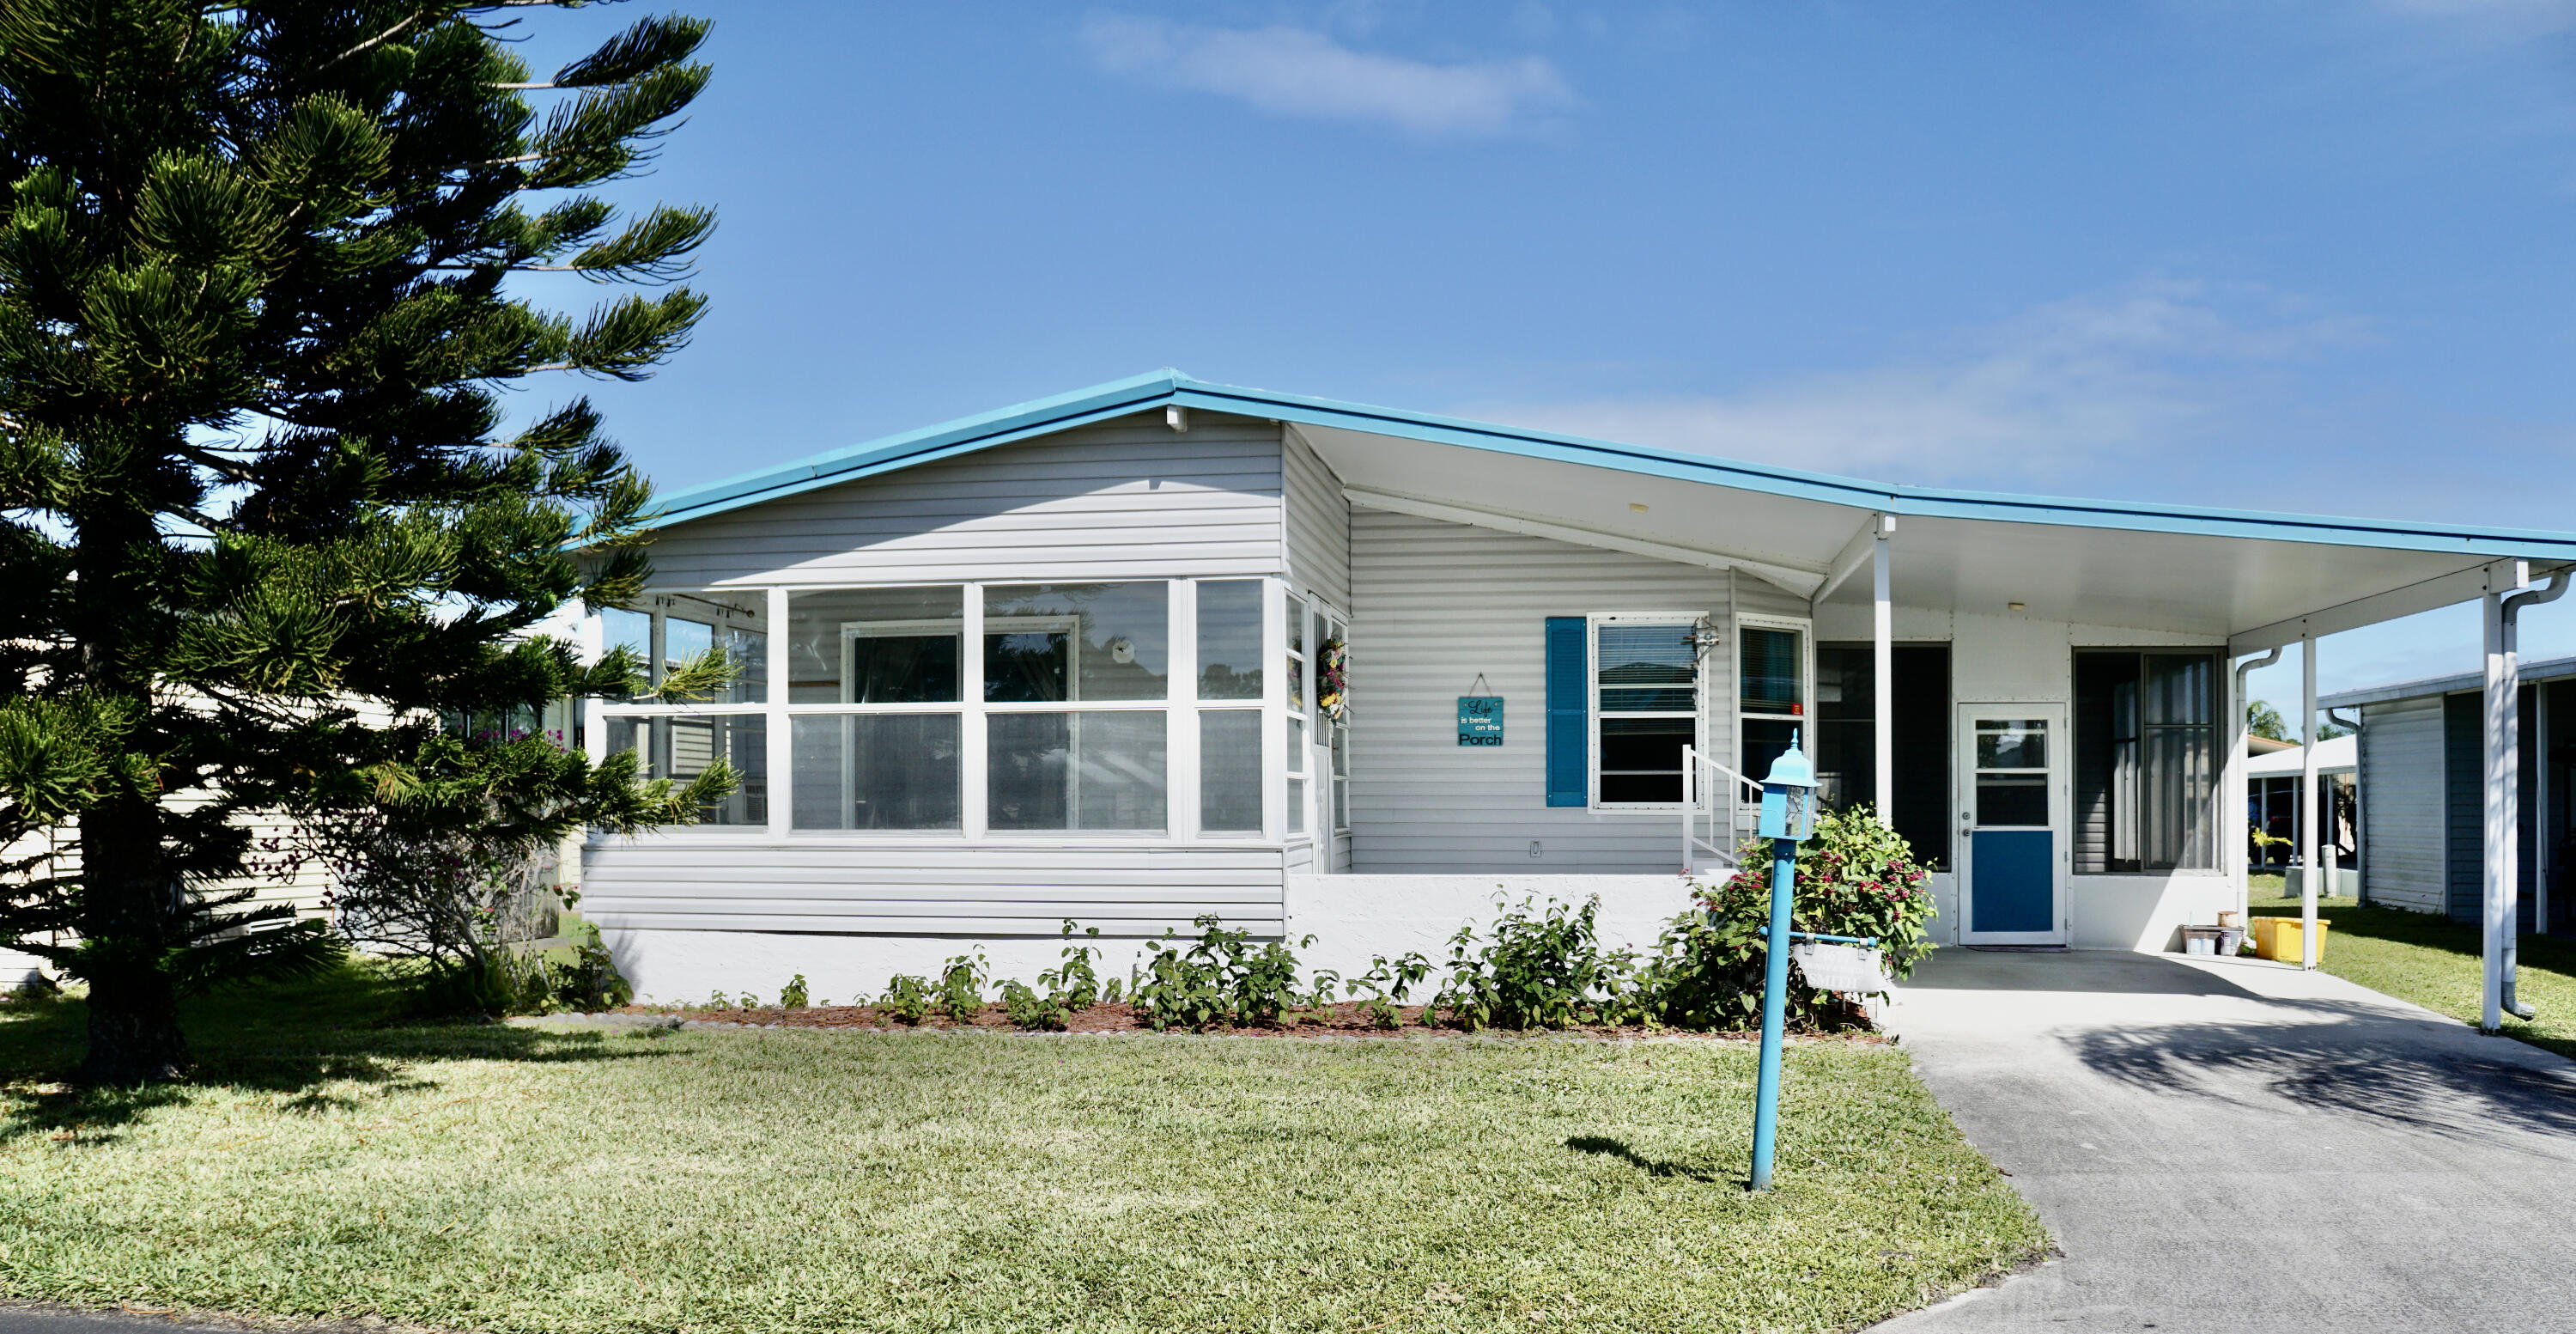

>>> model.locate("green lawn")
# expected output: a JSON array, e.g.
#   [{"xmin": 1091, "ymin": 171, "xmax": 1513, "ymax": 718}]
[
  {"xmin": 0, "ymin": 971, "xmax": 2044, "ymax": 1334},
  {"xmin": 2244, "ymin": 887, "xmax": 2576, "ymax": 1061}
]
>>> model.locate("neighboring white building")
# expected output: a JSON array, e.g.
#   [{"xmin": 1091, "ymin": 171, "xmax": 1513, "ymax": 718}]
[
  {"xmin": 2245, "ymin": 734, "xmax": 2359, "ymax": 890},
  {"xmin": 567, "ymin": 370, "xmax": 2576, "ymax": 1000}
]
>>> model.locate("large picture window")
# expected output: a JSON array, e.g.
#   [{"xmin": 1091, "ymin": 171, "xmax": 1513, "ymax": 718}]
[
  {"xmin": 787, "ymin": 585, "xmax": 964, "ymax": 831},
  {"xmin": 2075, "ymin": 649, "xmax": 2219, "ymax": 872}
]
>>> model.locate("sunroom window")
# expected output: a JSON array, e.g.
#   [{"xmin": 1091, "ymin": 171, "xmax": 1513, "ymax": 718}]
[
  {"xmin": 593, "ymin": 578, "xmax": 1298, "ymax": 842},
  {"xmin": 594, "ymin": 589, "xmax": 770, "ymax": 825},
  {"xmin": 981, "ymin": 583, "xmax": 1169, "ymax": 831},
  {"xmin": 787, "ymin": 586, "xmax": 964, "ymax": 831}
]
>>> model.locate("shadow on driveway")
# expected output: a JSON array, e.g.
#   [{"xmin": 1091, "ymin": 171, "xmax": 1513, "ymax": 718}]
[{"xmin": 2067, "ymin": 1005, "xmax": 2576, "ymax": 1152}]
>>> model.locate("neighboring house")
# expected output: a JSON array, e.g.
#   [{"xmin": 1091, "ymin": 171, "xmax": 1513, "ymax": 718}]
[
  {"xmin": 2245, "ymin": 734, "xmax": 2359, "ymax": 887},
  {"xmin": 2323, "ymin": 659, "xmax": 2576, "ymax": 930},
  {"xmin": 570, "ymin": 370, "xmax": 2576, "ymax": 1000}
]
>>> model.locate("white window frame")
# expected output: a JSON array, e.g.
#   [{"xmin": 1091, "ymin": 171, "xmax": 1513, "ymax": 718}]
[
  {"xmin": 1282, "ymin": 588, "xmax": 1310, "ymax": 840},
  {"xmin": 1735, "ymin": 611, "xmax": 1817, "ymax": 785},
  {"xmin": 592, "ymin": 578, "xmax": 1307, "ymax": 848},
  {"xmin": 590, "ymin": 589, "xmax": 775, "ymax": 835},
  {"xmin": 1588, "ymin": 612, "xmax": 1712, "ymax": 813}
]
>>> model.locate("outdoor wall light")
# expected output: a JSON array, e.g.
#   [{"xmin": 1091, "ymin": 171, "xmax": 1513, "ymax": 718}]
[{"xmin": 2008, "ymin": 601, "xmax": 2026, "ymax": 612}]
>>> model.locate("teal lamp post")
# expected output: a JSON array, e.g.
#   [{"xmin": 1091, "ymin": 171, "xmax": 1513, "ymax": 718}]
[{"xmin": 1750, "ymin": 731, "xmax": 1819, "ymax": 1191}]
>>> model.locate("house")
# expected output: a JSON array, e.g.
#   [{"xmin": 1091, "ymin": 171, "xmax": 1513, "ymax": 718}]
[
  {"xmin": 569, "ymin": 370, "xmax": 2576, "ymax": 1001},
  {"xmin": 2323, "ymin": 656, "xmax": 2576, "ymax": 932},
  {"xmin": 2245, "ymin": 734, "xmax": 2359, "ymax": 889}
]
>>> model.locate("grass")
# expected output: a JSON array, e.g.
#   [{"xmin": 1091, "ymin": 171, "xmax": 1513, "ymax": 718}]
[
  {"xmin": 0, "ymin": 969, "xmax": 2046, "ymax": 1334},
  {"xmin": 2243, "ymin": 886, "xmax": 2576, "ymax": 1061}
]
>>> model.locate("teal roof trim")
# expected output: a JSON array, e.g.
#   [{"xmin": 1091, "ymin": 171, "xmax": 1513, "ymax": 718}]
[{"xmin": 641, "ymin": 371, "xmax": 2576, "ymax": 562}]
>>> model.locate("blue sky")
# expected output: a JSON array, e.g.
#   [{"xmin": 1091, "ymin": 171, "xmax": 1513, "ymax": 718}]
[{"xmin": 510, "ymin": 1, "xmax": 2576, "ymax": 712}]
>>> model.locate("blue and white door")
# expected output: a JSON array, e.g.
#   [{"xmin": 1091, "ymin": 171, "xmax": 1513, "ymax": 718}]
[{"xmin": 1956, "ymin": 705, "xmax": 2068, "ymax": 945}]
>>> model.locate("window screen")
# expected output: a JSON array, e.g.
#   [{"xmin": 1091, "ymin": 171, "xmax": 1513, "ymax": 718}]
[{"xmin": 2075, "ymin": 650, "xmax": 2218, "ymax": 872}]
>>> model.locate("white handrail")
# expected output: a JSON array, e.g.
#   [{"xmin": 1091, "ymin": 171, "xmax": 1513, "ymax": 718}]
[{"xmin": 1681, "ymin": 745, "xmax": 1765, "ymax": 875}]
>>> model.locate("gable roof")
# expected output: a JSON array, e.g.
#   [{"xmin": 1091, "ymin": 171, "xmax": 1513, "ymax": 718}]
[{"xmin": 640, "ymin": 369, "xmax": 2576, "ymax": 563}]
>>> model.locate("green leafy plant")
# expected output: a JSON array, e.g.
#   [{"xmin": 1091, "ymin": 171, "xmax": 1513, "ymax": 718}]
[
  {"xmin": 1432, "ymin": 897, "xmax": 1616, "ymax": 1031},
  {"xmin": 1688, "ymin": 804, "xmax": 1937, "ymax": 1028},
  {"xmin": 1345, "ymin": 952, "xmax": 1432, "ymax": 1029},
  {"xmin": 779, "ymin": 974, "xmax": 810, "ymax": 1009},
  {"xmin": 876, "ymin": 975, "xmax": 932, "ymax": 1026},
  {"xmin": 1040, "ymin": 921, "xmax": 1105, "ymax": 1010},
  {"xmin": 936, "ymin": 952, "xmax": 988, "ymax": 1024},
  {"xmin": 1129, "ymin": 916, "xmax": 1321, "ymax": 1031},
  {"xmin": 1000, "ymin": 978, "xmax": 1072, "ymax": 1032}
]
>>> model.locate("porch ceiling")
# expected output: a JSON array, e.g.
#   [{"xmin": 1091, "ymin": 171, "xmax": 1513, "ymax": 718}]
[{"xmin": 1293, "ymin": 419, "xmax": 2567, "ymax": 653}]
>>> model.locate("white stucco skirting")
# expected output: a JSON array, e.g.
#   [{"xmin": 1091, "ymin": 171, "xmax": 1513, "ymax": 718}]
[
  {"xmin": 1285, "ymin": 873, "xmax": 1703, "ymax": 985},
  {"xmin": 600, "ymin": 869, "xmax": 2234, "ymax": 1003}
]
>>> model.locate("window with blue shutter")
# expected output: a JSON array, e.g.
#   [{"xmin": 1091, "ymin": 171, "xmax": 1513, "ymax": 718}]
[{"xmin": 1545, "ymin": 616, "xmax": 1588, "ymax": 807}]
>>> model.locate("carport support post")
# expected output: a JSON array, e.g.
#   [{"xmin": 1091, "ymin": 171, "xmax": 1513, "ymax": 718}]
[
  {"xmin": 2484, "ymin": 580, "xmax": 2513, "ymax": 1032},
  {"xmin": 1873, "ymin": 515, "xmax": 1894, "ymax": 818},
  {"xmin": 2301, "ymin": 636, "xmax": 2319, "ymax": 970},
  {"xmin": 2485, "ymin": 564, "xmax": 2565, "ymax": 1030}
]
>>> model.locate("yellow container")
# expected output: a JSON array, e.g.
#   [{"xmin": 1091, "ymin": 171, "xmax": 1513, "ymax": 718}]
[{"xmin": 2250, "ymin": 916, "xmax": 2330, "ymax": 964}]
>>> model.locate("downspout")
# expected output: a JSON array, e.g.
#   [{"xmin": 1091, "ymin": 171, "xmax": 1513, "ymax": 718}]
[
  {"xmin": 2499, "ymin": 569, "xmax": 2570, "ymax": 1020},
  {"xmin": 2234, "ymin": 646, "xmax": 2285, "ymax": 926}
]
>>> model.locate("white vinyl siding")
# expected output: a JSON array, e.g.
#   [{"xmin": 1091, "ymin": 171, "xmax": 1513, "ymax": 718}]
[
  {"xmin": 1345, "ymin": 508, "xmax": 1734, "ymax": 874},
  {"xmin": 2360, "ymin": 695, "xmax": 2446, "ymax": 913},
  {"xmin": 580, "ymin": 415, "xmax": 1300, "ymax": 937},
  {"xmin": 580, "ymin": 841, "xmax": 1286, "ymax": 937},
  {"xmin": 1283, "ymin": 426, "xmax": 1352, "ymax": 612},
  {"xmin": 637, "ymin": 414, "xmax": 1285, "ymax": 588}
]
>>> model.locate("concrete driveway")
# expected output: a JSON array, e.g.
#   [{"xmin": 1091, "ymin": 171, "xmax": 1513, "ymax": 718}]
[{"xmin": 1873, "ymin": 948, "xmax": 2576, "ymax": 1333}]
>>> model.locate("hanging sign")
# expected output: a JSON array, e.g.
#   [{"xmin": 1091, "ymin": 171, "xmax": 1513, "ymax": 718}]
[{"xmin": 1457, "ymin": 696, "xmax": 1504, "ymax": 746}]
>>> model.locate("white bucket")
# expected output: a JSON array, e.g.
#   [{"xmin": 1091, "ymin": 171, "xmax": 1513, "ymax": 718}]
[{"xmin": 1790, "ymin": 941, "xmax": 1887, "ymax": 994}]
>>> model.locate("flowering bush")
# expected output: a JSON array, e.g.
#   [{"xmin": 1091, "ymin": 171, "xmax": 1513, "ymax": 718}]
[{"xmin": 1686, "ymin": 805, "xmax": 1938, "ymax": 1027}]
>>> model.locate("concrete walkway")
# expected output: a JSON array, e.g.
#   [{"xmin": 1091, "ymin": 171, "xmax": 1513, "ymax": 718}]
[{"xmin": 1874, "ymin": 948, "xmax": 2576, "ymax": 1333}]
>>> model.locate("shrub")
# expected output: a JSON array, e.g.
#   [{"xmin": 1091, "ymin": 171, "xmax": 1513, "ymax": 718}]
[
  {"xmin": 1000, "ymin": 978, "xmax": 1072, "ymax": 1031},
  {"xmin": 1129, "ymin": 915, "xmax": 1320, "ymax": 1031},
  {"xmin": 1689, "ymin": 804, "xmax": 1936, "ymax": 1027},
  {"xmin": 779, "ymin": 974, "xmax": 810, "ymax": 1009},
  {"xmin": 1039, "ymin": 921, "xmax": 1105, "ymax": 1009},
  {"xmin": 877, "ymin": 974, "xmax": 932, "ymax": 1025},
  {"xmin": 1431, "ymin": 897, "xmax": 1616, "ymax": 1032},
  {"xmin": 1344, "ymin": 952, "xmax": 1432, "ymax": 1029},
  {"xmin": 935, "ymin": 952, "xmax": 987, "ymax": 1023}
]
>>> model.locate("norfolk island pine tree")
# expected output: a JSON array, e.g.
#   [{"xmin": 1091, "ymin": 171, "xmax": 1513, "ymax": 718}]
[{"xmin": 0, "ymin": 2, "xmax": 738, "ymax": 1084}]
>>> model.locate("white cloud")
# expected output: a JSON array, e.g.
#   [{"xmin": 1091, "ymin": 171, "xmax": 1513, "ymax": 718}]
[
  {"xmin": 1081, "ymin": 13, "xmax": 1577, "ymax": 139},
  {"xmin": 1466, "ymin": 283, "xmax": 2372, "ymax": 486}
]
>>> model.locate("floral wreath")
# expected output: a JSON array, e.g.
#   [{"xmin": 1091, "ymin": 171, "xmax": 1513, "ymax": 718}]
[{"xmin": 1318, "ymin": 637, "xmax": 1348, "ymax": 723}]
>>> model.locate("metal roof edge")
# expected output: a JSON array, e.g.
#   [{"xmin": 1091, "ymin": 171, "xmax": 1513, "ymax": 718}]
[
  {"xmin": 2318, "ymin": 651, "xmax": 2576, "ymax": 710},
  {"xmin": 624, "ymin": 371, "xmax": 2576, "ymax": 559},
  {"xmin": 641, "ymin": 369, "xmax": 1185, "ymax": 528}
]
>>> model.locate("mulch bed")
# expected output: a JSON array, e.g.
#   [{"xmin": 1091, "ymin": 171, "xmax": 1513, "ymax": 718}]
[{"xmin": 608, "ymin": 999, "xmax": 1886, "ymax": 1042}]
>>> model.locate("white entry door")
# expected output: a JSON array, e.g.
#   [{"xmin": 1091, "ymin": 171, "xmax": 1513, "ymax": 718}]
[{"xmin": 1955, "ymin": 704, "xmax": 2069, "ymax": 945}]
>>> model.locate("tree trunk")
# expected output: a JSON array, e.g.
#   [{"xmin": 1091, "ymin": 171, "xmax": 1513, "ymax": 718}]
[
  {"xmin": 80, "ymin": 964, "xmax": 190, "ymax": 1084},
  {"xmin": 74, "ymin": 793, "xmax": 191, "ymax": 1084}
]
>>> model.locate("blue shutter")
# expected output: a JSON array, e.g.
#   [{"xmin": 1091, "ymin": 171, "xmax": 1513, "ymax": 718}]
[{"xmin": 1546, "ymin": 617, "xmax": 1588, "ymax": 807}]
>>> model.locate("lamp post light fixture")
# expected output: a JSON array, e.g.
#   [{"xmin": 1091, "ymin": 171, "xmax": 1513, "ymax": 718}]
[{"xmin": 1750, "ymin": 730, "xmax": 1819, "ymax": 1191}]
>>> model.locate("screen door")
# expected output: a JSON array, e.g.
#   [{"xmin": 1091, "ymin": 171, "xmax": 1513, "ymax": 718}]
[{"xmin": 1957, "ymin": 705, "xmax": 2068, "ymax": 945}]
